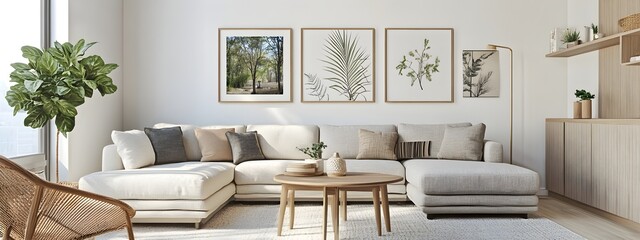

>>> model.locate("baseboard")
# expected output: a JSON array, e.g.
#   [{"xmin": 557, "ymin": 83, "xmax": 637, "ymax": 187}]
[{"xmin": 537, "ymin": 188, "xmax": 549, "ymax": 197}]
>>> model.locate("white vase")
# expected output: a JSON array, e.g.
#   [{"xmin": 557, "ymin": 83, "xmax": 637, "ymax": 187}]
[
  {"xmin": 304, "ymin": 158, "xmax": 323, "ymax": 174},
  {"xmin": 325, "ymin": 152, "xmax": 346, "ymax": 177}
]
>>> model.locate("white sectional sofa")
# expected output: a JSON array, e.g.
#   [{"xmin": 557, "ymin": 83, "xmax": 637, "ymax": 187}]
[{"xmin": 79, "ymin": 123, "xmax": 539, "ymax": 228}]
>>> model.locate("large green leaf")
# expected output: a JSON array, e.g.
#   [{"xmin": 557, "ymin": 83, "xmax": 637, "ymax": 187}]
[
  {"xmin": 56, "ymin": 86, "xmax": 71, "ymax": 96},
  {"xmin": 97, "ymin": 63, "xmax": 118, "ymax": 75},
  {"xmin": 11, "ymin": 63, "xmax": 31, "ymax": 70},
  {"xmin": 83, "ymin": 79, "xmax": 97, "ymax": 90},
  {"xmin": 24, "ymin": 108, "xmax": 48, "ymax": 129},
  {"xmin": 36, "ymin": 52, "xmax": 58, "ymax": 76},
  {"xmin": 42, "ymin": 99, "xmax": 58, "ymax": 118},
  {"xmin": 55, "ymin": 115, "xmax": 75, "ymax": 136},
  {"xmin": 21, "ymin": 46, "xmax": 43, "ymax": 62},
  {"xmin": 57, "ymin": 100, "xmax": 78, "ymax": 117},
  {"xmin": 24, "ymin": 80, "xmax": 44, "ymax": 93}
]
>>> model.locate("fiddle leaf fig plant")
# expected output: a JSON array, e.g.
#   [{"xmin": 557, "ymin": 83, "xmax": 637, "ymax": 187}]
[{"xmin": 5, "ymin": 39, "xmax": 118, "ymax": 137}]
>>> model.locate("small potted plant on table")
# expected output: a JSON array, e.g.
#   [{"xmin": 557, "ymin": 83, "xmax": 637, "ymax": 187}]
[{"xmin": 297, "ymin": 142, "xmax": 327, "ymax": 174}]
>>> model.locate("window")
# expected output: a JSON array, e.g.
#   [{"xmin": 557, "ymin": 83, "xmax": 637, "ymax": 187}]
[{"xmin": 0, "ymin": 0, "xmax": 48, "ymax": 177}]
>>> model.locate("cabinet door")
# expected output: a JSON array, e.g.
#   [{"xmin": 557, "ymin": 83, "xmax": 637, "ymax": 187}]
[
  {"xmin": 564, "ymin": 123, "xmax": 592, "ymax": 204},
  {"xmin": 545, "ymin": 122, "xmax": 565, "ymax": 194},
  {"xmin": 592, "ymin": 124, "xmax": 640, "ymax": 220}
]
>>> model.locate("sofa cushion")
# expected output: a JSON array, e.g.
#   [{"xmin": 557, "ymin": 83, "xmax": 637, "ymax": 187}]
[
  {"xmin": 320, "ymin": 125, "xmax": 397, "ymax": 159},
  {"xmin": 397, "ymin": 123, "xmax": 471, "ymax": 158},
  {"xmin": 356, "ymin": 129, "xmax": 398, "ymax": 160},
  {"xmin": 403, "ymin": 160, "xmax": 539, "ymax": 195},
  {"xmin": 226, "ymin": 131, "xmax": 266, "ymax": 164},
  {"xmin": 234, "ymin": 159, "xmax": 405, "ymax": 185},
  {"xmin": 111, "ymin": 130, "xmax": 155, "ymax": 169},
  {"xmin": 406, "ymin": 184, "xmax": 539, "ymax": 207},
  {"xmin": 437, "ymin": 123, "xmax": 486, "ymax": 161},
  {"xmin": 195, "ymin": 128, "xmax": 235, "ymax": 161},
  {"xmin": 144, "ymin": 127, "xmax": 188, "ymax": 165},
  {"xmin": 154, "ymin": 123, "xmax": 246, "ymax": 160},
  {"xmin": 247, "ymin": 125, "xmax": 319, "ymax": 159},
  {"xmin": 79, "ymin": 162, "xmax": 235, "ymax": 200}
]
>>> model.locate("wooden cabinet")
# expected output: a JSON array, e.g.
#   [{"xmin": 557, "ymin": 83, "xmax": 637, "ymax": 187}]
[
  {"xmin": 546, "ymin": 119, "xmax": 640, "ymax": 223},
  {"xmin": 545, "ymin": 122, "xmax": 564, "ymax": 194},
  {"xmin": 564, "ymin": 123, "xmax": 592, "ymax": 205}
]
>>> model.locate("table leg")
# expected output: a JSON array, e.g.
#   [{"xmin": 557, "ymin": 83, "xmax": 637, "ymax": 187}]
[
  {"xmin": 277, "ymin": 184, "xmax": 289, "ymax": 236},
  {"xmin": 322, "ymin": 187, "xmax": 328, "ymax": 240},
  {"xmin": 380, "ymin": 184, "xmax": 391, "ymax": 232},
  {"xmin": 372, "ymin": 186, "xmax": 381, "ymax": 236},
  {"xmin": 289, "ymin": 190, "xmax": 295, "ymax": 229},
  {"xmin": 340, "ymin": 190, "xmax": 347, "ymax": 221},
  {"xmin": 331, "ymin": 188, "xmax": 339, "ymax": 240}
]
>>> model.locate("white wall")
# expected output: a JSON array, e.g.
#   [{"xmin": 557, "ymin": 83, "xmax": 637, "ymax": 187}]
[
  {"xmin": 122, "ymin": 0, "xmax": 568, "ymax": 189},
  {"xmin": 59, "ymin": 0, "xmax": 123, "ymax": 181},
  {"xmin": 566, "ymin": 0, "xmax": 599, "ymax": 118}
]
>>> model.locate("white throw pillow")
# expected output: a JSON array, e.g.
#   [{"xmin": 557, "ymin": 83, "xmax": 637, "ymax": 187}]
[{"xmin": 111, "ymin": 130, "xmax": 155, "ymax": 169}]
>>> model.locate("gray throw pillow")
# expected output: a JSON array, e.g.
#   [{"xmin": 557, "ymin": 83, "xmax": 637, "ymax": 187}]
[
  {"xmin": 226, "ymin": 131, "xmax": 265, "ymax": 164},
  {"xmin": 437, "ymin": 123, "xmax": 486, "ymax": 161},
  {"xmin": 144, "ymin": 126, "xmax": 188, "ymax": 165}
]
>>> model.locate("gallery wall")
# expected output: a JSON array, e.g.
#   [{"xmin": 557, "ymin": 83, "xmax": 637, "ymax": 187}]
[{"xmin": 120, "ymin": 0, "xmax": 569, "ymax": 190}]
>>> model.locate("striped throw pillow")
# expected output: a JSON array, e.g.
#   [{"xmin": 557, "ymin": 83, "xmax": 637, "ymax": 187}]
[{"xmin": 397, "ymin": 141, "xmax": 430, "ymax": 160}]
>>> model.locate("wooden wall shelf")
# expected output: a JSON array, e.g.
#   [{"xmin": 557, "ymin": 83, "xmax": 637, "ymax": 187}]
[
  {"xmin": 546, "ymin": 34, "xmax": 620, "ymax": 57},
  {"xmin": 546, "ymin": 28, "xmax": 640, "ymax": 66}
]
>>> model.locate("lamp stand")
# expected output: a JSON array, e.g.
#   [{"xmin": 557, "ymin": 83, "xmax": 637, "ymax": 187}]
[{"xmin": 487, "ymin": 44, "xmax": 513, "ymax": 164}]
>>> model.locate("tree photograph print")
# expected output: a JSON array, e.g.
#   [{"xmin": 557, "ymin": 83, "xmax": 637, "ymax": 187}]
[
  {"xmin": 462, "ymin": 50, "xmax": 500, "ymax": 98},
  {"xmin": 218, "ymin": 28, "xmax": 291, "ymax": 102},
  {"xmin": 385, "ymin": 28, "xmax": 453, "ymax": 102},
  {"xmin": 301, "ymin": 28, "xmax": 375, "ymax": 103}
]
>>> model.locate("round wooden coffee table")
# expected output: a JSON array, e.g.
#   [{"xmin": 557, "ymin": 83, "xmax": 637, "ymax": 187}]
[{"xmin": 274, "ymin": 172, "xmax": 403, "ymax": 240}]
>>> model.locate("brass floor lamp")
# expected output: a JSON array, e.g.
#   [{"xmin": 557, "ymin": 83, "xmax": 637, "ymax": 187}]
[{"xmin": 487, "ymin": 44, "xmax": 513, "ymax": 164}]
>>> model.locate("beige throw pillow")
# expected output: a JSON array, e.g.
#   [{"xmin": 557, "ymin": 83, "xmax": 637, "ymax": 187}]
[
  {"xmin": 437, "ymin": 123, "xmax": 486, "ymax": 161},
  {"xmin": 194, "ymin": 128, "xmax": 235, "ymax": 161},
  {"xmin": 356, "ymin": 129, "xmax": 398, "ymax": 160}
]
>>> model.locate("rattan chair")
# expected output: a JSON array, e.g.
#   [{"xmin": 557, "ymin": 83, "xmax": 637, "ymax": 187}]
[{"xmin": 0, "ymin": 155, "xmax": 135, "ymax": 240}]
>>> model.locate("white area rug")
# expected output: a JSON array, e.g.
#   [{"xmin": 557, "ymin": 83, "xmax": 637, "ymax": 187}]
[{"xmin": 98, "ymin": 203, "xmax": 584, "ymax": 240}]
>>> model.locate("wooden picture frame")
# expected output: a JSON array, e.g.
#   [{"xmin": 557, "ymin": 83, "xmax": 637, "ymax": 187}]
[
  {"xmin": 462, "ymin": 49, "xmax": 501, "ymax": 98},
  {"xmin": 218, "ymin": 28, "xmax": 292, "ymax": 102},
  {"xmin": 301, "ymin": 28, "xmax": 375, "ymax": 103},
  {"xmin": 385, "ymin": 28, "xmax": 454, "ymax": 103}
]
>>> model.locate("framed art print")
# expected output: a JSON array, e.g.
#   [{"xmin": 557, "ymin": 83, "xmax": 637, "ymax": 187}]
[
  {"xmin": 462, "ymin": 50, "xmax": 500, "ymax": 98},
  {"xmin": 385, "ymin": 28, "xmax": 453, "ymax": 102},
  {"xmin": 218, "ymin": 28, "xmax": 292, "ymax": 102},
  {"xmin": 301, "ymin": 28, "xmax": 375, "ymax": 103}
]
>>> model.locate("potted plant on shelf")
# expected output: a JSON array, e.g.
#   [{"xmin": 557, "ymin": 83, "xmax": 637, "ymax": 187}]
[
  {"xmin": 575, "ymin": 89, "xmax": 595, "ymax": 119},
  {"xmin": 4, "ymin": 39, "xmax": 119, "ymax": 182},
  {"xmin": 297, "ymin": 142, "xmax": 327, "ymax": 174},
  {"xmin": 563, "ymin": 29, "xmax": 581, "ymax": 48},
  {"xmin": 591, "ymin": 23, "xmax": 604, "ymax": 40}
]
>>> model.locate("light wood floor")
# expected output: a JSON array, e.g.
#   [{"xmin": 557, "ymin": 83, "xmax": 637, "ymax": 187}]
[{"xmin": 533, "ymin": 196, "xmax": 640, "ymax": 239}]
